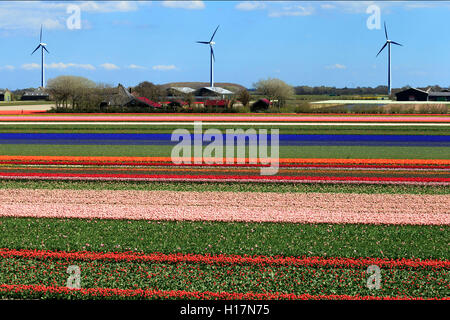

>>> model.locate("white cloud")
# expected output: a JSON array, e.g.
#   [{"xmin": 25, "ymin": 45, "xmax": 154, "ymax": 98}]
[
  {"xmin": 45, "ymin": 62, "xmax": 96, "ymax": 70},
  {"xmin": 0, "ymin": 65, "xmax": 15, "ymax": 71},
  {"xmin": 78, "ymin": 1, "xmax": 140, "ymax": 13},
  {"xmin": 0, "ymin": 1, "xmax": 148, "ymax": 34},
  {"xmin": 320, "ymin": 4, "xmax": 336, "ymax": 10},
  {"xmin": 162, "ymin": 1, "xmax": 205, "ymax": 10},
  {"xmin": 269, "ymin": 5, "xmax": 314, "ymax": 18},
  {"xmin": 326, "ymin": 64, "xmax": 347, "ymax": 70},
  {"xmin": 21, "ymin": 63, "xmax": 40, "ymax": 70},
  {"xmin": 128, "ymin": 64, "xmax": 147, "ymax": 70},
  {"xmin": 100, "ymin": 63, "xmax": 120, "ymax": 70},
  {"xmin": 41, "ymin": 18, "xmax": 64, "ymax": 30},
  {"xmin": 152, "ymin": 65, "xmax": 176, "ymax": 71},
  {"xmin": 235, "ymin": 1, "xmax": 266, "ymax": 11},
  {"xmin": 327, "ymin": 1, "xmax": 375, "ymax": 14}
]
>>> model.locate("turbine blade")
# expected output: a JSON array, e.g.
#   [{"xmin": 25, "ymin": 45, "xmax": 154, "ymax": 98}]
[
  {"xmin": 31, "ymin": 44, "xmax": 41, "ymax": 55},
  {"xmin": 384, "ymin": 21, "xmax": 388, "ymax": 40},
  {"xmin": 40, "ymin": 25, "xmax": 43, "ymax": 42},
  {"xmin": 43, "ymin": 46, "xmax": 49, "ymax": 54},
  {"xmin": 391, "ymin": 41, "xmax": 402, "ymax": 46},
  {"xmin": 211, "ymin": 46, "xmax": 215, "ymax": 61},
  {"xmin": 376, "ymin": 42, "xmax": 388, "ymax": 57},
  {"xmin": 209, "ymin": 25, "xmax": 219, "ymax": 42},
  {"xmin": 196, "ymin": 41, "xmax": 210, "ymax": 44}
]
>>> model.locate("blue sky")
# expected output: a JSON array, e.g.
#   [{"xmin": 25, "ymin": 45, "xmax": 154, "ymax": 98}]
[{"xmin": 0, "ymin": 1, "xmax": 449, "ymax": 90}]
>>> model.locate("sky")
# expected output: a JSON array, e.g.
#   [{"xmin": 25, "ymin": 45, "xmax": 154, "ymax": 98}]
[{"xmin": 0, "ymin": 1, "xmax": 449, "ymax": 90}]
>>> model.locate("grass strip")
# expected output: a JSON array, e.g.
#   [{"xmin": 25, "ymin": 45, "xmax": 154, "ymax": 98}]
[
  {"xmin": 1, "ymin": 179, "xmax": 448, "ymax": 194},
  {"xmin": 0, "ymin": 124, "xmax": 449, "ymax": 135},
  {"xmin": 0, "ymin": 144, "xmax": 448, "ymax": 159},
  {"xmin": 0, "ymin": 217, "xmax": 448, "ymax": 260}
]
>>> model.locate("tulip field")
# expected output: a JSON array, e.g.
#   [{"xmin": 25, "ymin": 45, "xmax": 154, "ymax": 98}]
[{"xmin": 0, "ymin": 113, "xmax": 448, "ymax": 300}]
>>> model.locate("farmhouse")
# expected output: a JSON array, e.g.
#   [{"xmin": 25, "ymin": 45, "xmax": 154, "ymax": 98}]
[
  {"xmin": 102, "ymin": 84, "xmax": 162, "ymax": 109},
  {"xmin": 0, "ymin": 89, "xmax": 12, "ymax": 102},
  {"xmin": 395, "ymin": 88, "xmax": 450, "ymax": 102}
]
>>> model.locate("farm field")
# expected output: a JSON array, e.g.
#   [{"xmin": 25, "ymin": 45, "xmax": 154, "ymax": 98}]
[{"xmin": 0, "ymin": 113, "xmax": 448, "ymax": 300}]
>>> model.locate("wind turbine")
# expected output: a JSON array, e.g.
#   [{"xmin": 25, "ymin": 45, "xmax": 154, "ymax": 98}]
[
  {"xmin": 31, "ymin": 25, "xmax": 49, "ymax": 88},
  {"xmin": 196, "ymin": 25, "xmax": 219, "ymax": 88},
  {"xmin": 376, "ymin": 22, "xmax": 402, "ymax": 96}
]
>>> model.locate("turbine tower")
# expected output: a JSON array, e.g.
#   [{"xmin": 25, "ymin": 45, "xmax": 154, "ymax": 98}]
[
  {"xmin": 31, "ymin": 25, "xmax": 49, "ymax": 88},
  {"xmin": 196, "ymin": 25, "xmax": 219, "ymax": 88},
  {"xmin": 376, "ymin": 22, "xmax": 402, "ymax": 96}
]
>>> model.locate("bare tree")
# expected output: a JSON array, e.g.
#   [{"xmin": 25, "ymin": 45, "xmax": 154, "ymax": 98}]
[
  {"xmin": 253, "ymin": 78, "xmax": 294, "ymax": 108},
  {"xmin": 237, "ymin": 89, "xmax": 251, "ymax": 107},
  {"xmin": 47, "ymin": 76, "xmax": 96, "ymax": 109},
  {"xmin": 182, "ymin": 93, "xmax": 195, "ymax": 108}
]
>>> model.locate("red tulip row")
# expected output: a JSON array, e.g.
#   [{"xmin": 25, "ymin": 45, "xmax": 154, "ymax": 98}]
[
  {"xmin": 1, "ymin": 248, "xmax": 448, "ymax": 269},
  {"xmin": 1, "ymin": 155, "xmax": 449, "ymax": 166},
  {"xmin": 1, "ymin": 248, "xmax": 448, "ymax": 300},
  {"xmin": 1, "ymin": 160, "xmax": 448, "ymax": 170},
  {"xmin": 0, "ymin": 283, "xmax": 446, "ymax": 300},
  {"xmin": 1, "ymin": 171, "xmax": 448, "ymax": 184}
]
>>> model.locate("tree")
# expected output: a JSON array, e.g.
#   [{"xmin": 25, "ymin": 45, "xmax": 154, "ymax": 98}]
[
  {"xmin": 237, "ymin": 89, "xmax": 251, "ymax": 107},
  {"xmin": 46, "ymin": 75, "xmax": 96, "ymax": 108},
  {"xmin": 133, "ymin": 81, "xmax": 164, "ymax": 102},
  {"xmin": 253, "ymin": 78, "xmax": 294, "ymax": 108}
]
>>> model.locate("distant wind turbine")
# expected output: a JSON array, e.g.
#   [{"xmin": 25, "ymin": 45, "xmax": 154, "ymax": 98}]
[
  {"xmin": 376, "ymin": 22, "xmax": 402, "ymax": 96},
  {"xmin": 196, "ymin": 25, "xmax": 219, "ymax": 88},
  {"xmin": 31, "ymin": 25, "xmax": 50, "ymax": 88}
]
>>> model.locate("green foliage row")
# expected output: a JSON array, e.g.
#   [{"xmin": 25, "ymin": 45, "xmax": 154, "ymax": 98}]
[
  {"xmin": 0, "ymin": 217, "xmax": 448, "ymax": 260},
  {"xmin": 0, "ymin": 144, "xmax": 448, "ymax": 159},
  {"xmin": 1, "ymin": 179, "xmax": 448, "ymax": 195}
]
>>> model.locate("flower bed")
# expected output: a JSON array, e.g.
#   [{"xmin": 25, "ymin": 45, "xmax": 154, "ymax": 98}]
[
  {"xmin": 0, "ymin": 249, "xmax": 448, "ymax": 300},
  {"xmin": 1, "ymin": 188, "xmax": 448, "ymax": 225}
]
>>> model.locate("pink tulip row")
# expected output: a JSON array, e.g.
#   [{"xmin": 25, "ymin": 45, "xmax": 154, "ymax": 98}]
[{"xmin": 1, "ymin": 189, "xmax": 448, "ymax": 225}]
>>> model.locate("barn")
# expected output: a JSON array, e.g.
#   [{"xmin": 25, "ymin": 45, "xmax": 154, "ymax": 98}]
[
  {"xmin": 395, "ymin": 88, "xmax": 429, "ymax": 101},
  {"xmin": 428, "ymin": 91, "xmax": 450, "ymax": 102},
  {"xmin": 195, "ymin": 87, "xmax": 234, "ymax": 101},
  {"xmin": 395, "ymin": 88, "xmax": 450, "ymax": 102},
  {"xmin": 21, "ymin": 90, "xmax": 49, "ymax": 101},
  {"xmin": 251, "ymin": 98, "xmax": 271, "ymax": 112}
]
